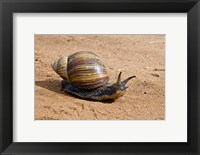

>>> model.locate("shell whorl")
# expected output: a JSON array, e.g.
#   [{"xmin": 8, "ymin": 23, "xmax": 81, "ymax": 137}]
[
  {"xmin": 51, "ymin": 56, "xmax": 68, "ymax": 81},
  {"xmin": 67, "ymin": 51, "xmax": 109, "ymax": 89},
  {"xmin": 51, "ymin": 51, "xmax": 109, "ymax": 89}
]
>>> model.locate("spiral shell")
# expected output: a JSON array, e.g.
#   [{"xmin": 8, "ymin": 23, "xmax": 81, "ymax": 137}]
[
  {"xmin": 51, "ymin": 51, "xmax": 109, "ymax": 89},
  {"xmin": 51, "ymin": 56, "xmax": 68, "ymax": 81}
]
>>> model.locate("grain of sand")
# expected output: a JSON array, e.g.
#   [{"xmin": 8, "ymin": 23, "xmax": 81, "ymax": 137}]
[{"xmin": 35, "ymin": 34, "xmax": 165, "ymax": 120}]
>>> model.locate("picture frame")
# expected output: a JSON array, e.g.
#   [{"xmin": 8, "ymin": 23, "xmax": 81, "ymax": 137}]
[{"xmin": 0, "ymin": 0, "xmax": 199, "ymax": 154}]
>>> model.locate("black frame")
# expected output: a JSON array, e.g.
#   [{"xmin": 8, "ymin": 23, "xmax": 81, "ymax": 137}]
[{"xmin": 0, "ymin": 0, "xmax": 199, "ymax": 154}]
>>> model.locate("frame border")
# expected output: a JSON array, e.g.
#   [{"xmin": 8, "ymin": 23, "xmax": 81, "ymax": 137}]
[{"xmin": 0, "ymin": 0, "xmax": 199, "ymax": 154}]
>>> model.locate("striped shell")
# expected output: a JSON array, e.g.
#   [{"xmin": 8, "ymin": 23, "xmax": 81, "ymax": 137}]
[
  {"xmin": 51, "ymin": 51, "xmax": 109, "ymax": 89},
  {"xmin": 51, "ymin": 56, "xmax": 68, "ymax": 80}
]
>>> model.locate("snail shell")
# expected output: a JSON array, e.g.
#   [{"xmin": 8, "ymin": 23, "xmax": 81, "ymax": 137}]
[{"xmin": 51, "ymin": 51, "xmax": 109, "ymax": 89}]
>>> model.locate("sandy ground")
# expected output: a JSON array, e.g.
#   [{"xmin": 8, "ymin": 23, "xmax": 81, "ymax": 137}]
[{"xmin": 35, "ymin": 34, "xmax": 165, "ymax": 120}]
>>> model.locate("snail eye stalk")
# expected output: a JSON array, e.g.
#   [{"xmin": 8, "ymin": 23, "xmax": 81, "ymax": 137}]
[
  {"xmin": 116, "ymin": 72, "xmax": 122, "ymax": 84},
  {"xmin": 122, "ymin": 76, "xmax": 136, "ymax": 86}
]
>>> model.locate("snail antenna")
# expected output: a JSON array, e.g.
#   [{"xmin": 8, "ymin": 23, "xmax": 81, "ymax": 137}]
[
  {"xmin": 122, "ymin": 75, "xmax": 136, "ymax": 86},
  {"xmin": 116, "ymin": 72, "xmax": 122, "ymax": 84}
]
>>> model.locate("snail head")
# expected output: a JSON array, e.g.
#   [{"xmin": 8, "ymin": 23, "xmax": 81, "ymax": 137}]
[{"xmin": 114, "ymin": 72, "xmax": 135, "ymax": 96}]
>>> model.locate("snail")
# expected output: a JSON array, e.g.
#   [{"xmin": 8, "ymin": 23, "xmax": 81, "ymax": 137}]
[{"xmin": 51, "ymin": 51, "xmax": 135, "ymax": 101}]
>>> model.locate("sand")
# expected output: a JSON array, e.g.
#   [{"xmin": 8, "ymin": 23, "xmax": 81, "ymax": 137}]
[{"xmin": 35, "ymin": 34, "xmax": 165, "ymax": 120}]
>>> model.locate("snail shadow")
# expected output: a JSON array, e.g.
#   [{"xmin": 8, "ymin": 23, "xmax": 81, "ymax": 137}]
[
  {"xmin": 35, "ymin": 80, "xmax": 71, "ymax": 96},
  {"xmin": 35, "ymin": 80, "xmax": 114, "ymax": 104}
]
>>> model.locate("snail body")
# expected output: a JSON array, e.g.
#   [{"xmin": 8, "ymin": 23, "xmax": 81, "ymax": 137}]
[
  {"xmin": 61, "ymin": 72, "xmax": 135, "ymax": 101},
  {"xmin": 51, "ymin": 51, "xmax": 135, "ymax": 101}
]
